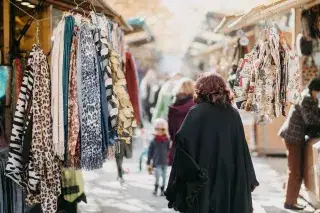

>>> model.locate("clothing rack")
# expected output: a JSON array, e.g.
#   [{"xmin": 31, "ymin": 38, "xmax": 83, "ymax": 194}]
[{"xmin": 42, "ymin": 0, "xmax": 132, "ymax": 31}]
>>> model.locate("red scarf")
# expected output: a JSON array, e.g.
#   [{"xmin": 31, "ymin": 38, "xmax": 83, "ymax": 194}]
[{"xmin": 154, "ymin": 134, "xmax": 168, "ymax": 143}]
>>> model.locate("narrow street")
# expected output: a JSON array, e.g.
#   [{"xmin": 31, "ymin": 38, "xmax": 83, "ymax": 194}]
[{"xmin": 78, "ymin": 141, "xmax": 315, "ymax": 213}]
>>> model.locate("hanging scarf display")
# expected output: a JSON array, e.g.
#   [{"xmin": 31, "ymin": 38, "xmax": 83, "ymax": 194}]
[
  {"xmin": 51, "ymin": 18, "xmax": 66, "ymax": 160},
  {"xmin": 234, "ymin": 32, "xmax": 301, "ymax": 122},
  {"xmin": 6, "ymin": 52, "xmax": 35, "ymax": 188},
  {"xmin": 91, "ymin": 13, "xmax": 119, "ymax": 131},
  {"xmin": 110, "ymin": 49, "xmax": 136, "ymax": 144},
  {"xmin": 78, "ymin": 22, "xmax": 104, "ymax": 170},
  {"xmin": 25, "ymin": 45, "xmax": 61, "ymax": 213},
  {"xmin": 6, "ymin": 10, "xmax": 138, "ymax": 213}
]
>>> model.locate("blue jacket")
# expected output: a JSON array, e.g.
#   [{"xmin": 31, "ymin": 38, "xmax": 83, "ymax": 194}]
[{"xmin": 147, "ymin": 138, "xmax": 170, "ymax": 167}]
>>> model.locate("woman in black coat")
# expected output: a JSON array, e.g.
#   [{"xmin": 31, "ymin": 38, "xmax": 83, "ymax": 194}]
[{"xmin": 165, "ymin": 72, "xmax": 259, "ymax": 213}]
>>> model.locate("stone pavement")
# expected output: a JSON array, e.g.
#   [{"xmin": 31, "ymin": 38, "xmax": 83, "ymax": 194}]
[{"xmin": 78, "ymin": 136, "xmax": 315, "ymax": 213}]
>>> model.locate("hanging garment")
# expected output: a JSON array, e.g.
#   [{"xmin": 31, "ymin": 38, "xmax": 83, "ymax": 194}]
[
  {"xmin": 110, "ymin": 49, "xmax": 136, "ymax": 144},
  {"xmin": 51, "ymin": 18, "xmax": 66, "ymax": 160},
  {"xmin": 66, "ymin": 26, "xmax": 80, "ymax": 168},
  {"xmin": 61, "ymin": 168, "xmax": 85, "ymax": 203},
  {"xmin": 6, "ymin": 53, "xmax": 36, "ymax": 188},
  {"xmin": 63, "ymin": 16, "xmax": 76, "ymax": 158},
  {"xmin": 91, "ymin": 13, "xmax": 119, "ymax": 130},
  {"xmin": 1, "ymin": 148, "xmax": 25, "ymax": 213},
  {"xmin": 93, "ymin": 28, "xmax": 110, "ymax": 156},
  {"xmin": 287, "ymin": 53, "xmax": 301, "ymax": 104},
  {"xmin": 11, "ymin": 59, "xmax": 24, "ymax": 110},
  {"xmin": 302, "ymin": 56, "xmax": 319, "ymax": 87},
  {"xmin": 25, "ymin": 45, "xmax": 61, "ymax": 213},
  {"xmin": 78, "ymin": 22, "xmax": 104, "ymax": 170},
  {"xmin": 125, "ymin": 51, "xmax": 142, "ymax": 126}
]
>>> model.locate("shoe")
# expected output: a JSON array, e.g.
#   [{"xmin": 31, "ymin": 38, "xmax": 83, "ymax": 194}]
[
  {"xmin": 284, "ymin": 203, "xmax": 305, "ymax": 210},
  {"xmin": 160, "ymin": 186, "xmax": 165, "ymax": 196},
  {"xmin": 153, "ymin": 185, "xmax": 159, "ymax": 196}
]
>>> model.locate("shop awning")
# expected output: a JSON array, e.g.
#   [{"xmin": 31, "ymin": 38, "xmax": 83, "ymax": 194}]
[
  {"xmin": 221, "ymin": 0, "xmax": 320, "ymax": 33},
  {"xmin": 124, "ymin": 17, "xmax": 154, "ymax": 46}
]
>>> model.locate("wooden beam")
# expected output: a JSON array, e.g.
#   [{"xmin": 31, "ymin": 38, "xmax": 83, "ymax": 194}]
[{"xmin": 3, "ymin": 0, "xmax": 10, "ymax": 64}]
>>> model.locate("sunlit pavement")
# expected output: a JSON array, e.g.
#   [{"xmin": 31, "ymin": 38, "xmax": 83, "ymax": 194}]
[{"xmin": 78, "ymin": 136, "xmax": 315, "ymax": 213}]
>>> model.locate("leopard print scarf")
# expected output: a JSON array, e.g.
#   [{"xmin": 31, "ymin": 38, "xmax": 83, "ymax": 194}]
[
  {"xmin": 66, "ymin": 26, "xmax": 81, "ymax": 168},
  {"xmin": 78, "ymin": 22, "xmax": 104, "ymax": 170},
  {"xmin": 25, "ymin": 45, "xmax": 61, "ymax": 213}
]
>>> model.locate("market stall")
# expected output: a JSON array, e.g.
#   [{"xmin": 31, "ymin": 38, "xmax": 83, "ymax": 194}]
[{"xmin": 0, "ymin": 0, "xmax": 148, "ymax": 212}]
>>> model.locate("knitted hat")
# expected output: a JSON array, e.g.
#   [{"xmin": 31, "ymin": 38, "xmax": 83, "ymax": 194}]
[{"xmin": 308, "ymin": 77, "xmax": 320, "ymax": 91}]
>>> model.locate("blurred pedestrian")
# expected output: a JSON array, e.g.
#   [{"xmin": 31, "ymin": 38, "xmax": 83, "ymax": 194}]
[
  {"xmin": 279, "ymin": 77, "xmax": 320, "ymax": 210},
  {"xmin": 168, "ymin": 78, "xmax": 195, "ymax": 166},
  {"xmin": 147, "ymin": 118, "xmax": 170, "ymax": 196},
  {"xmin": 152, "ymin": 72, "xmax": 182, "ymax": 122},
  {"xmin": 165, "ymin": 72, "xmax": 259, "ymax": 213}
]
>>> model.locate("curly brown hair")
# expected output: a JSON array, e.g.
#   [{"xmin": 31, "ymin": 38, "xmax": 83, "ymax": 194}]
[{"xmin": 194, "ymin": 72, "xmax": 232, "ymax": 106}]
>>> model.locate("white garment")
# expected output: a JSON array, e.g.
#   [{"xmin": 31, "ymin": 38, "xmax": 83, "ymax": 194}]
[{"xmin": 51, "ymin": 18, "xmax": 65, "ymax": 160}]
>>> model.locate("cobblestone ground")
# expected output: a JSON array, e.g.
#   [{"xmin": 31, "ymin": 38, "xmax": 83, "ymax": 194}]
[{"xmin": 78, "ymin": 134, "xmax": 315, "ymax": 213}]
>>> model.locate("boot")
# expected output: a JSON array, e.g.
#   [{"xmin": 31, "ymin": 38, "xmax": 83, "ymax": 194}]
[
  {"xmin": 153, "ymin": 184, "xmax": 158, "ymax": 196},
  {"xmin": 160, "ymin": 186, "xmax": 165, "ymax": 196}
]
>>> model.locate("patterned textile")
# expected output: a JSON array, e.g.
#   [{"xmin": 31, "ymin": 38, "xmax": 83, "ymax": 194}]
[
  {"xmin": 25, "ymin": 45, "xmax": 61, "ymax": 213},
  {"xmin": 93, "ymin": 28, "xmax": 109, "ymax": 156},
  {"xmin": 66, "ymin": 26, "xmax": 80, "ymax": 168},
  {"xmin": 78, "ymin": 22, "xmax": 104, "ymax": 170},
  {"xmin": 6, "ymin": 52, "xmax": 35, "ymax": 188},
  {"xmin": 63, "ymin": 16, "xmax": 75, "ymax": 157},
  {"xmin": 91, "ymin": 13, "xmax": 119, "ymax": 130},
  {"xmin": 234, "ymin": 36, "xmax": 300, "ymax": 122},
  {"xmin": 110, "ymin": 50, "xmax": 136, "ymax": 144},
  {"xmin": 287, "ymin": 53, "xmax": 301, "ymax": 104}
]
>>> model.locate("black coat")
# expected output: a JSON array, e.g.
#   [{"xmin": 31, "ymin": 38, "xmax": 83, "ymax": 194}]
[{"xmin": 165, "ymin": 102, "xmax": 259, "ymax": 213}]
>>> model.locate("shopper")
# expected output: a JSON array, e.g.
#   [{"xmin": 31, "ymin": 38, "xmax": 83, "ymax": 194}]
[
  {"xmin": 279, "ymin": 77, "xmax": 320, "ymax": 210},
  {"xmin": 147, "ymin": 118, "xmax": 170, "ymax": 196},
  {"xmin": 152, "ymin": 72, "xmax": 182, "ymax": 122},
  {"xmin": 165, "ymin": 72, "xmax": 259, "ymax": 213},
  {"xmin": 168, "ymin": 78, "xmax": 195, "ymax": 166}
]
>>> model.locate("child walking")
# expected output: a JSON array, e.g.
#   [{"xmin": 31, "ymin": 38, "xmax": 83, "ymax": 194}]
[{"xmin": 147, "ymin": 118, "xmax": 170, "ymax": 196}]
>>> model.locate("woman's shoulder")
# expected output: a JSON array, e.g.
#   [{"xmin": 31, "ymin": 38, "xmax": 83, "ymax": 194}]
[
  {"xmin": 194, "ymin": 102, "xmax": 239, "ymax": 113},
  {"xmin": 301, "ymin": 95, "xmax": 316, "ymax": 107}
]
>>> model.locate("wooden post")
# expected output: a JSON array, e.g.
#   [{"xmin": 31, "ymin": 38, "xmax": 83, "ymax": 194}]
[
  {"xmin": 40, "ymin": 5, "xmax": 53, "ymax": 55},
  {"xmin": 291, "ymin": 7, "xmax": 302, "ymax": 50},
  {"xmin": 3, "ymin": 0, "xmax": 10, "ymax": 64}
]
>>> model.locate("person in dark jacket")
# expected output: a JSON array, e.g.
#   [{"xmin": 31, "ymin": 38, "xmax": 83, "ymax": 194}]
[
  {"xmin": 279, "ymin": 77, "xmax": 320, "ymax": 210},
  {"xmin": 168, "ymin": 78, "xmax": 195, "ymax": 165},
  {"xmin": 165, "ymin": 72, "xmax": 259, "ymax": 213},
  {"xmin": 147, "ymin": 118, "xmax": 170, "ymax": 196}
]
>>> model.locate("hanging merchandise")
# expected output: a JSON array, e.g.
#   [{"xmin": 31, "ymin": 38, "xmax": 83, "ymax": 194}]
[
  {"xmin": 5, "ymin": 2, "xmax": 137, "ymax": 211},
  {"xmin": 234, "ymin": 25, "xmax": 301, "ymax": 122},
  {"xmin": 0, "ymin": 148, "xmax": 25, "ymax": 213},
  {"xmin": 125, "ymin": 50, "xmax": 143, "ymax": 127},
  {"xmin": 302, "ymin": 56, "xmax": 319, "ymax": 86}
]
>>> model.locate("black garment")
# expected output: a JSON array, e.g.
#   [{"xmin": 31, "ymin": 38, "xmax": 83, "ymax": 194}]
[
  {"xmin": 147, "ymin": 138, "xmax": 170, "ymax": 167},
  {"xmin": 165, "ymin": 103, "xmax": 259, "ymax": 213}
]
